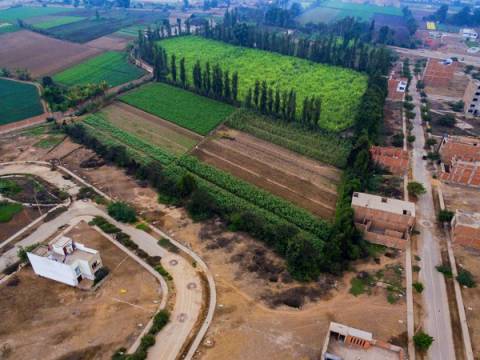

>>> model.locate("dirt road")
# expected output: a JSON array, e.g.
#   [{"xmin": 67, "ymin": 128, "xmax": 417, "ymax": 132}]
[
  {"xmin": 390, "ymin": 46, "xmax": 480, "ymax": 67},
  {"xmin": 410, "ymin": 76, "xmax": 456, "ymax": 360}
]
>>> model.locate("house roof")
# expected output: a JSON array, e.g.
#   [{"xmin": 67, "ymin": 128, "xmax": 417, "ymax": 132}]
[
  {"xmin": 329, "ymin": 322, "xmax": 373, "ymax": 341},
  {"xmin": 440, "ymin": 136, "xmax": 480, "ymax": 164},
  {"xmin": 352, "ymin": 192, "xmax": 416, "ymax": 217}
]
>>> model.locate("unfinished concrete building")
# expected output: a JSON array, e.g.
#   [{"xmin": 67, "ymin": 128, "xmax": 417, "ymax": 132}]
[
  {"xmin": 451, "ymin": 209, "xmax": 480, "ymax": 249},
  {"xmin": 439, "ymin": 136, "xmax": 480, "ymax": 187},
  {"xmin": 463, "ymin": 78, "xmax": 480, "ymax": 116},
  {"xmin": 321, "ymin": 322, "xmax": 405, "ymax": 360},
  {"xmin": 351, "ymin": 192, "xmax": 415, "ymax": 250},
  {"xmin": 370, "ymin": 146, "xmax": 409, "ymax": 176}
]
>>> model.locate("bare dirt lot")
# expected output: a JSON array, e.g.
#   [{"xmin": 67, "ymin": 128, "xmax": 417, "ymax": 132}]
[
  {"xmin": 0, "ymin": 30, "xmax": 103, "ymax": 77},
  {"xmin": 441, "ymin": 182, "xmax": 480, "ymax": 213},
  {"xmin": 0, "ymin": 132, "xmax": 407, "ymax": 359},
  {"xmin": 0, "ymin": 207, "xmax": 42, "ymax": 243},
  {"xmin": 453, "ymin": 245, "xmax": 480, "ymax": 359},
  {"xmin": 424, "ymin": 59, "xmax": 469, "ymax": 98},
  {"xmin": 0, "ymin": 221, "xmax": 161, "ymax": 360},
  {"xmin": 193, "ymin": 128, "xmax": 340, "ymax": 219},
  {"xmin": 86, "ymin": 34, "xmax": 131, "ymax": 51}
]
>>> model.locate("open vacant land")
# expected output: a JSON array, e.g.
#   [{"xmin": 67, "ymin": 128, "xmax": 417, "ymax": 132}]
[
  {"xmin": 101, "ymin": 102, "xmax": 201, "ymax": 156},
  {"xmin": 120, "ymin": 82, "xmax": 236, "ymax": 135},
  {"xmin": 193, "ymin": 128, "xmax": 340, "ymax": 219},
  {"xmin": 0, "ymin": 78, "xmax": 44, "ymax": 125},
  {"xmin": 0, "ymin": 30, "xmax": 102, "ymax": 77},
  {"xmin": 0, "ymin": 222, "xmax": 161, "ymax": 360},
  {"xmin": 297, "ymin": 0, "xmax": 402, "ymax": 24},
  {"xmin": 53, "ymin": 51, "xmax": 145, "ymax": 87},
  {"xmin": 159, "ymin": 36, "xmax": 367, "ymax": 131}
]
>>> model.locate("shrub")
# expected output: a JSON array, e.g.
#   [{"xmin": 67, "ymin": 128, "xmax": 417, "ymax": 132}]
[
  {"xmin": 155, "ymin": 264, "xmax": 173, "ymax": 281},
  {"xmin": 150, "ymin": 310, "xmax": 170, "ymax": 334},
  {"xmin": 17, "ymin": 243, "xmax": 39, "ymax": 264},
  {"xmin": 107, "ymin": 201, "xmax": 137, "ymax": 223},
  {"xmin": 438, "ymin": 210, "xmax": 454, "ymax": 223},
  {"xmin": 436, "ymin": 264, "xmax": 453, "ymax": 278},
  {"xmin": 412, "ymin": 265, "xmax": 421, "ymax": 272},
  {"xmin": 140, "ymin": 334, "xmax": 156, "ymax": 350},
  {"xmin": 407, "ymin": 135, "xmax": 416, "ymax": 143},
  {"xmin": 450, "ymin": 100, "xmax": 464, "ymax": 112},
  {"xmin": 457, "ymin": 269, "xmax": 476, "ymax": 288},
  {"xmin": 391, "ymin": 133, "xmax": 404, "ymax": 147},
  {"xmin": 349, "ymin": 277, "xmax": 366, "ymax": 296},
  {"xmin": 407, "ymin": 182, "xmax": 426, "ymax": 197},
  {"xmin": 136, "ymin": 222, "xmax": 150, "ymax": 232},
  {"xmin": 413, "ymin": 281, "xmax": 424, "ymax": 293},
  {"xmin": 426, "ymin": 138, "xmax": 437, "ymax": 147},
  {"xmin": 413, "ymin": 331, "xmax": 434, "ymax": 352},
  {"xmin": 437, "ymin": 114, "xmax": 456, "ymax": 127}
]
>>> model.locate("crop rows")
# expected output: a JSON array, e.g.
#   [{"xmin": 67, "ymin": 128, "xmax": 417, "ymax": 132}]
[
  {"xmin": 226, "ymin": 110, "xmax": 351, "ymax": 168},
  {"xmin": 0, "ymin": 78, "xmax": 44, "ymax": 125},
  {"xmin": 177, "ymin": 156, "xmax": 331, "ymax": 238},
  {"xmin": 84, "ymin": 114, "xmax": 174, "ymax": 164}
]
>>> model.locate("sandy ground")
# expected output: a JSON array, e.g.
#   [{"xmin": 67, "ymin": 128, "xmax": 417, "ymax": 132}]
[
  {"xmin": 0, "ymin": 30, "xmax": 103, "ymax": 77},
  {"xmin": 0, "ymin": 222, "xmax": 161, "ymax": 360},
  {"xmin": 0, "ymin": 132, "xmax": 408, "ymax": 359},
  {"xmin": 193, "ymin": 128, "xmax": 340, "ymax": 219},
  {"xmin": 453, "ymin": 245, "xmax": 480, "ymax": 359},
  {"xmin": 441, "ymin": 182, "xmax": 480, "ymax": 213}
]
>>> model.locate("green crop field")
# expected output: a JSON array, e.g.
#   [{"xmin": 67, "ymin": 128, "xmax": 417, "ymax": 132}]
[
  {"xmin": 0, "ymin": 202, "xmax": 23, "ymax": 223},
  {"xmin": 159, "ymin": 36, "xmax": 367, "ymax": 131},
  {"xmin": 120, "ymin": 82, "xmax": 236, "ymax": 135},
  {"xmin": 298, "ymin": 0, "xmax": 402, "ymax": 24},
  {"xmin": 0, "ymin": 6, "xmax": 71, "ymax": 22},
  {"xmin": 34, "ymin": 16, "xmax": 85, "ymax": 29},
  {"xmin": 0, "ymin": 79, "xmax": 44, "ymax": 125},
  {"xmin": 53, "ymin": 51, "xmax": 145, "ymax": 88},
  {"xmin": 0, "ymin": 22, "xmax": 18, "ymax": 34}
]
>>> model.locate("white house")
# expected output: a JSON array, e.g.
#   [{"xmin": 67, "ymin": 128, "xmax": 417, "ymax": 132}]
[
  {"xmin": 462, "ymin": 28, "xmax": 478, "ymax": 40},
  {"xmin": 27, "ymin": 236, "xmax": 102, "ymax": 287}
]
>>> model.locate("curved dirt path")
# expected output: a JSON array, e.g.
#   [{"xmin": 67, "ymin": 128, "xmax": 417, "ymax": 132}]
[{"xmin": 0, "ymin": 161, "xmax": 216, "ymax": 360}]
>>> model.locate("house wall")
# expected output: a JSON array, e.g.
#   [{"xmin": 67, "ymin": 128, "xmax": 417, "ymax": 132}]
[
  {"xmin": 452, "ymin": 224, "xmax": 480, "ymax": 249},
  {"xmin": 353, "ymin": 206, "xmax": 415, "ymax": 231},
  {"xmin": 28, "ymin": 253, "xmax": 78, "ymax": 287}
]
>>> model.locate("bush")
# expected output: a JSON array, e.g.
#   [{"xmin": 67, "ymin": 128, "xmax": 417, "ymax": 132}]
[
  {"xmin": 136, "ymin": 222, "xmax": 150, "ymax": 232},
  {"xmin": 426, "ymin": 138, "xmax": 437, "ymax": 147},
  {"xmin": 407, "ymin": 182, "xmax": 426, "ymax": 197},
  {"xmin": 437, "ymin": 114, "xmax": 456, "ymax": 127},
  {"xmin": 413, "ymin": 281, "xmax": 424, "ymax": 293},
  {"xmin": 107, "ymin": 201, "xmax": 137, "ymax": 223},
  {"xmin": 17, "ymin": 243, "xmax": 39, "ymax": 264},
  {"xmin": 155, "ymin": 264, "xmax": 173, "ymax": 281},
  {"xmin": 93, "ymin": 266, "xmax": 109, "ymax": 285},
  {"xmin": 436, "ymin": 264, "xmax": 453, "ymax": 278},
  {"xmin": 150, "ymin": 310, "xmax": 170, "ymax": 334},
  {"xmin": 457, "ymin": 269, "xmax": 476, "ymax": 288},
  {"xmin": 438, "ymin": 210, "xmax": 454, "ymax": 223},
  {"xmin": 407, "ymin": 135, "xmax": 416, "ymax": 143},
  {"xmin": 414, "ymin": 331, "xmax": 434, "ymax": 352},
  {"xmin": 450, "ymin": 100, "xmax": 464, "ymax": 112},
  {"xmin": 391, "ymin": 133, "xmax": 404, "ymax": 147},
  {"xmin": 140, "ymin": 334, "xmax": 156, "ymax": 350}
]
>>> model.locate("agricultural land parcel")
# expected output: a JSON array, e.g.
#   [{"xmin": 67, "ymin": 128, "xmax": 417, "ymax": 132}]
[
  {"xmin": 0, "ymin": 6, "xmax": 72, "ymax": 22},
  {"xmin": 99, "ymin": 102, "xmax": 201, "ymax": 156},
  {"xmin": 0, "ymin": 78, "xmax": 44, "ymax": 125},
  {"xmin": 120, "ymin": 82, "xmax": 236, "ymax": 135},
  {"xmin": 0, "ymin": 31, "xmax": 103, "ymax": 77},
  {"xmin": 297, "ymin": 0, "xmax": 402, "ymax": 24},
  {"xmin": 159, "ymin": 36, "xmax": 368, "ymax": 131},
  {"xmin": 43, "ymin": 9, "xmax": 168, "ymax": 43},
  {"xmin": 53, "ymin": 51, "xmax": 145, "ymax": 88},
  {"xmin": 29, "ymin": 16, "xmax": 86, "ymax": 29}
]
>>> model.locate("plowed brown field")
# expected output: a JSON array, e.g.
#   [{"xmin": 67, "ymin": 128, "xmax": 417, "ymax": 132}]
[
  {"xmin": 193, "ymin": 128, "xmax": 340, "ymax": 219},
  {"xmin": 0, "ymin": 30, "xmax": 102, "ymax": 77}
]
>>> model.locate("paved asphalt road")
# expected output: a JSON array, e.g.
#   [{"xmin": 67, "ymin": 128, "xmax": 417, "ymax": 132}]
[
  {"xmin": 410, "ymin": 76, "xmax": 456, "ymax": 360},
  {"xmin": 391, "ymin": 46, "xmax": 480, "ymax": 67}
]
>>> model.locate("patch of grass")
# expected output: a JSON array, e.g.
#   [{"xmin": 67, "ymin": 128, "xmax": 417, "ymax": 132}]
[
  {"xmin": 350, "ymin": 277, "xmax": 366, "ymax": 296},
  {"xmin": 53, "ymin": 51, "xmax": 145, "ymax": 88},
  {"xmin": 0, "ymin": 78, "xmax": 44, "ymax": 125},
  {"xmin": 34, "ymin": 16, "xmax": 85, "ymax": 29},
  {"xmin": 0, "ymin": 201, "xmax": 23, "ymax": 222},
  {"xmin": 33, "ymin": 135, "xmax": 64, "ymax": 149},
  {"xmin": 0, "ymin": 178, "xmax": 22, "ymax": 196},
  {"xmin": 0, "ymin": 6, "xmax": 71, "ymax": 22},
  {"xmin": 120, "ymin": 82, "xmax": 236, "ymax": 135},
  {"xmin": 0, "ymin": 22, "xmax": 19, "ymax": 34},
  {"xmin": 136, "ymin": 222, "xmax": 150, "ymax": 232},
  {"xmin": 159, "ymin": 36, "xmax": 367, "ymax": 131}
]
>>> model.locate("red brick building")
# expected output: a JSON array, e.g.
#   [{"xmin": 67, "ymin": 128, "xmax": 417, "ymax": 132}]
[
  {"xmin": 439, "ymin": 136, "xmax": 480, "ymax": 187},
  {"xmin": 370, "ymin": 146, "xmax": 409, "ymax": 175}
]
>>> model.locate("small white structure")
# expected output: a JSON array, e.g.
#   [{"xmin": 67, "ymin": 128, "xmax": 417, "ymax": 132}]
[
  {"xmin": 27, "ymin": 236, "xmax": 102, "ymax": 287},
  {"xmin": 396, "ymin": 80, "xmax": 407, "ymax": 93},
  {"xmin": 462, "ymin": 28, "xmax": 478, "ymax": 40}
]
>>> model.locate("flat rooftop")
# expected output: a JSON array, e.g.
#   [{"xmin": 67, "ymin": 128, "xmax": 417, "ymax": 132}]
[
  {"xmin": 455, "ymin": 209, "xmax": 480, "ymax": 228},
  {"xmin": 31, "ymin": 244, "xmax": 96, "ymax": 265},
  {"xmin": 326, "ymin": 338, "xmax": 400, "ymax": 360},
  {"xmin": 352, "ymin": 192, "xmax": 415, "ymax": 217}
]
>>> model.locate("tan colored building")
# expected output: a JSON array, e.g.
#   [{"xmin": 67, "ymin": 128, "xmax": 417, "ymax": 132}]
[
  {"xmin": 352, "ymin": 192, "xmax": 416, "ymax": 250},
  {"xmin": 321, "ymin": 322, "xmax": 405, "ymax": 360},
  {"xmin": 451, "ymin": 209, "xmax": 480, "ymax": 249}
]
